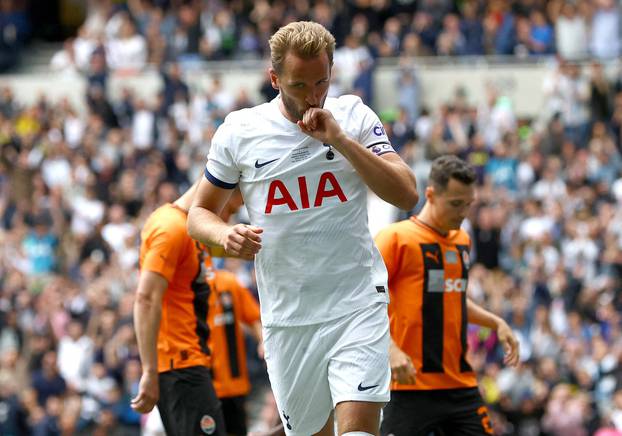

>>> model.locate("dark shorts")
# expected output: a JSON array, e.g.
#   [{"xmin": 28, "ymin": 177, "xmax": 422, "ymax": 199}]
[
  {"xmin": 158, "ymin": 366, "xmax": 226, "ymax": 436},
  {"xmin": 381, "ymin": 387, "xmax": 493, "ymax": 436},
  {"xmin": 221, "ymin": 396, "xmax": 247, "ymax": 436}
]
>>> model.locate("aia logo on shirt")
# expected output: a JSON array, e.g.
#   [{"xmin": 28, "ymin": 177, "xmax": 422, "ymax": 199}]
[{"xmin": 265, "ymin": 171, "xmax": 348, "ymax": 214}]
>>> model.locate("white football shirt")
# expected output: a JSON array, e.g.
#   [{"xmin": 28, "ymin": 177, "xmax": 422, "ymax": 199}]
[{"xmin": 205, "ymin": 95, "xmax": 395, "ymax": 326}]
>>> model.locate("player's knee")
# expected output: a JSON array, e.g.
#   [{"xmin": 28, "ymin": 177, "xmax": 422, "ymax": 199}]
[{"xmin": 341, "ymin": 433, "xmax": 375, "ymax": 436}]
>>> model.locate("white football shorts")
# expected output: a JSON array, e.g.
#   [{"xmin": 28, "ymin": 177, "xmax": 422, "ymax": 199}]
[{"xmin": 263, "ymin": 302, "xmax": 391, "ymax": 436}]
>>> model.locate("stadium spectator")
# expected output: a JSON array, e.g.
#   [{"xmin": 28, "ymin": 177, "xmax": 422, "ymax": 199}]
[
  {"xmin": 57, "ymin": 317, "xmax": 95, "ymax": 393},
  {"xmin": 528, "ymin": 9, "xmax": 554, "ymax": 56},
  {"xmin": 333, "ymin": 33, "xmax": 374, "ymax": 91},
  {"xmin": 436, "ymin": 13, "xmax": 466, "ymax": 56},
  {"xmin": 0, "ymin": 0, "xmax": 30, "ymax": 71},
  {"xmin": 31, "ymin": 350, "xmax": 66, "ymax": 406},
  {"xmin": 555, "ymin": 1, "xmax": 589, "ymax": 61},
  {"xmin": 159, "ymin": 62, "xmax": 189, "ymax": 115},
  {"xmin": 460, "ymin": 0, "xmax": 485, "ymax": 55},
  {"xmin": 589, "ymin": 0, "xmax": 621, "ymax": 60},
  {"xmin": 105, "ymin": 12, "xmax": 147, "ymax": 72},
  {"xmin": 21, "ymin": 212, "xmax": 59, "ymax": 276}
]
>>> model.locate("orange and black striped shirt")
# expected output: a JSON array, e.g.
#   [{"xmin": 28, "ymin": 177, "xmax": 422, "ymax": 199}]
[
  {"xmin": 207, "ymin": 270, "xmax": 260, "ymax": 398},
  {"xmin": 375, "ymin": 216, "xmax": 477, "ymax": 391},
  {"xmin": 139, "ymin": 204, "xmax": 212, "ymax": 373}
]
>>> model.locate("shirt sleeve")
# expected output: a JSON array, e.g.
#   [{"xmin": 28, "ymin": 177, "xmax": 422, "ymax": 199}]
[
  {"xmin": 141, "ymin": 225, "xmax": 185, "ymax": 283},
  {"xmin": 374, "ymin": 227, "xmax": 400, "ymax": 280},
  {"xmin": 205, "ymin": 120, "xmax": 240, "ymax": 189},
  {"xmin": 353, "ymin": 98, "xmax": 396, "ymax": 156}
]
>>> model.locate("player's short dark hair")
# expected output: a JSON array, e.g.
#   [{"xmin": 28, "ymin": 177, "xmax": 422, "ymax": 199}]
[{"xmin": 429, "ymin": 155, "xmax": 476, "ymax": 191}]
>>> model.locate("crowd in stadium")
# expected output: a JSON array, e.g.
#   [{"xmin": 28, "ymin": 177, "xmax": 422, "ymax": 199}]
[
  {"xmin": 2, "ymin": 0, "xmax": 620, "ymax": 73},
  {"xmin": 42, "ymin": 0, "xmax": 622, "ymax": 77},
  {"xmin": 1, "ymin": 0, "xmax": 622, "ymax": 435}
]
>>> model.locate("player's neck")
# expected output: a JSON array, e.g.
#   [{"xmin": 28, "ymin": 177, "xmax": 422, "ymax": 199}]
[
  {"xmin": 171, "ymin": 202, "xmax": 189, "ymax": 214},
  {"xmin": 415, "ymin": 207, "xmax": 449, "ymax": 237},
  {"xmin": 277, "ymin": 98, "xmax": 299, "ymax": 125},
  {"xmin": 173, "ymin": 182, "xmax": 200, "ymax": 213},
  {"xmin": 173, "ymin": 193, "xmax": 193, "ymax": 214}
]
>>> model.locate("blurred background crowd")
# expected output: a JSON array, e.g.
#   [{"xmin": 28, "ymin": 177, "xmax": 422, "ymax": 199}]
[
  {"xmin": 2, "ymin": 0, "xmax": 622, "ymax": 74},
  {"xmin": 2, "ymin": 0, "xmax": 622, "ymax": 435}
]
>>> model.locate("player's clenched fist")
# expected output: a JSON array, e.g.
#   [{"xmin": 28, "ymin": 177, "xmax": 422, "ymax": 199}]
[
  {"xmin": 389, "ymin": 341, "xmax": 417, "ymax": 385},
  {"xmin": 297, "ymin": 108, "xmax": 346, "ymax": 147},
  {"xmin": 221, "ymin": 224, "xmax": 263, "ymax": 260}
]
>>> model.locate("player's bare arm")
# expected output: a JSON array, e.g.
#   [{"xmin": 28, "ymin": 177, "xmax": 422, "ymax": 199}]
[
  {"xmin": 187, "ymin": 178, "xmax": 263, "ymax": 261},
  {"xmin": 466, "ymin": 297, "xmax": 520, "ymax": 367},
  {"xmin": 298, "ymin": 107, "xmax": 418, "ymax": 210},
  {"xmin": 389, "ymin": 338, "xmax": 416, "ymax": 385},
  {"xmin": 132, "ymin": 270, "xmax": 167, "ymax": 413},
  {"xmin": 250, "ymin": 320, "xmax": 265, "ymax": 359}
]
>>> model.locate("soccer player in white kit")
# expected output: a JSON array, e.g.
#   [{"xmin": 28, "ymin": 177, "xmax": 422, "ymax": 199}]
[{"xmin": 188, "ymin": 21, "xmax": 418, "ymax": 436}]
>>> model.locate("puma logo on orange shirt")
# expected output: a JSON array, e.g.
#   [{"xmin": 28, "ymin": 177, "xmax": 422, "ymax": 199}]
[{"xmin": 425, "ymin": 251, "xmax": 440, "ymax": 264}]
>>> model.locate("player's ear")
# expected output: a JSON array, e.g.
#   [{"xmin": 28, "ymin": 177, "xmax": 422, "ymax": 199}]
[
  {"xmin": 269, "ymin": 68, "xmax": 279, "ymax": 90},
  {"xmin": 425, "ymin": 186, "xmax": 435, "ymax": 203}
]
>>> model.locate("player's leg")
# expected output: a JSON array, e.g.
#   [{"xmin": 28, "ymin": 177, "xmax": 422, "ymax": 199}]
[
  {"xmin": 313, "ymin": 410, "xmax": 334, "ymax": 436},
  {"xmin": 327, "ymin": 303, "xmax": 391, "ymax": 436},
  {"xmin": 221, "ymin": 396, "xmax": 248, "ymax": 436},
  {"xmin": 263, "ymin": 324, "xmax": 333, "ymax": 435},
  {"xmin": 379, "ymin": 390, "xmax": 441, "ymax": 436},
  {"xmin": 335, "ymin": 401, "xmax": 382, "ymax": 434},
  {"xmin": 438, "ymin": 408, "xmax": 493, "ymax": 436},
  {"xmin": 159, "ymin": 366, "xmax": 227, "ymax": 436},
  {"xmin": 435, "ymin": 388, "xmax": 493, "ymax": 436},
  {"xmin": 157, "ymin": 371, "xmax": 178, "ymax": 436}
]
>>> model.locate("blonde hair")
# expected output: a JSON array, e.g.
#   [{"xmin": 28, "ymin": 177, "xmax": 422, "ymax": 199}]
[{"xmin": 269, "ymin": 21, "xmax": 336, "ymax": 73}]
